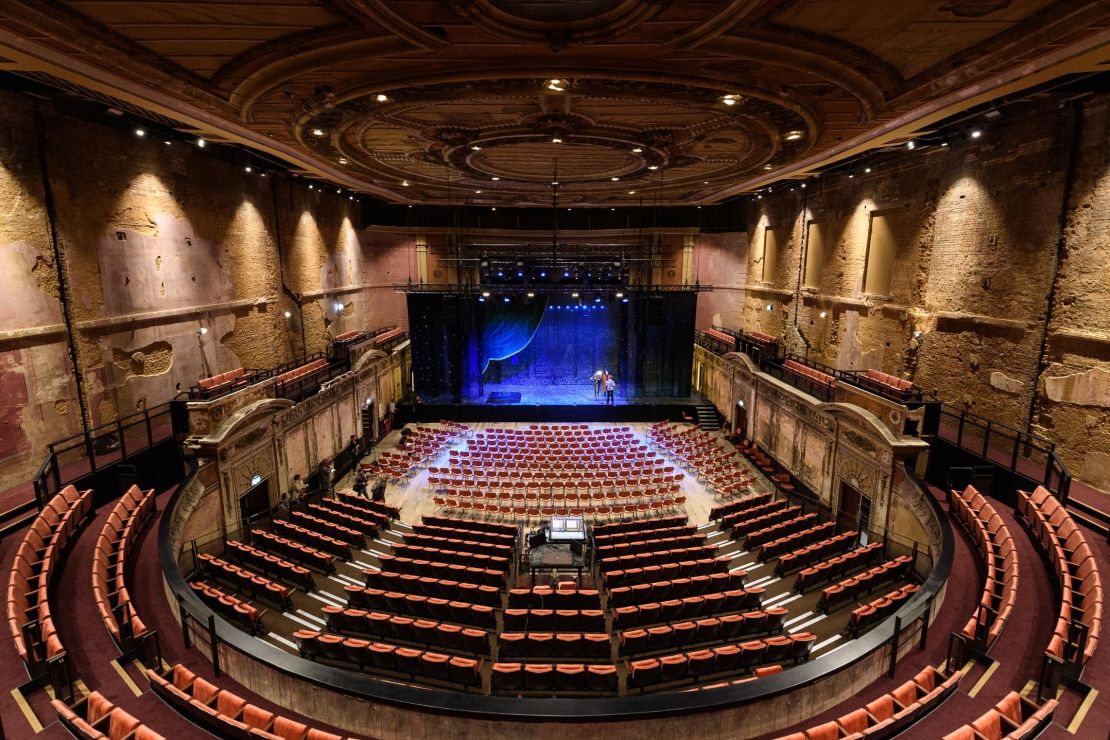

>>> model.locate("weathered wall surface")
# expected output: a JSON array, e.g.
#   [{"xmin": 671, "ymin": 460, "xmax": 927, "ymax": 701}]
[
  {"xmin": 0, "ymin": 90, "xmax": 410, "ymax": 493},
  {"xmin": 693, "ymin": 231, "xmax": 749, "ymax": 330},
  {"xmin": 741, "ymin": 95, "xmax": 1110, "ymax": 493}
]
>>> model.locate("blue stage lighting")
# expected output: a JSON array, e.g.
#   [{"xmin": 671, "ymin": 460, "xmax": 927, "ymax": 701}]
[
  {"xmin": 517, "ymin": 271, "xmax": 523, "ymax": 277},
  {"xmin": 622, "ymin": 298, "xmax": 629, "ymax": 303},
  {"xmin": 478, "ymin": 297, "xmax": 486, "ymax": 302},
  {"xmin": 503, "ymin": 296, "xmax": 510, "ymax": 303},
  {"xmin": 564, "ymin": 271, "xmax": 570, "ymax": 277}
]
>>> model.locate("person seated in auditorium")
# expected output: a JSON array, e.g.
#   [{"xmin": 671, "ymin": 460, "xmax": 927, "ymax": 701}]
[
  {"xmin": 605, "ymin": 375, "xmax": 616, "ymax": 405},
  {"xmin": 290, "ymin": 474, "xmax": 307, "ymax": 504},
  {"xmin": 275, "ymin": 492, "xmax": 291, "ymax": 514}
]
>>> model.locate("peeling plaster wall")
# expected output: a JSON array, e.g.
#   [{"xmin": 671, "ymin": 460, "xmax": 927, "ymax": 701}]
[
  {"xmin": 694, "ymin": 231, "xmax": 749, "ymax": 330},
  {"xmin": 744, "ymin": 95, "xmax": 1110, "ymax": 492},
  {"xmin": 0, "ymin": 90, "xmax": 412, "ymax": 492}
]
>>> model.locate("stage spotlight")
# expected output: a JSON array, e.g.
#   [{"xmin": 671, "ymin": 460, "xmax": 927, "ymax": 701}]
[
  {"xmin": 334, "ymin": 301, "xmax": 344, "ymax": 311},
  {"xmin": 503, "ymin": 297, "xmax": 510, "ymax": 303},
  {"xmin": 819, "ymin": 311, "xmax": 828, "ymax": 318},
  {"xmin": 564, "ymin": 271, "xmax": 570, "ymax": 278},
  {"xmin": 497, "ymin": 270, "xmax": 503, "ymax": 277},
  {"xmin": 135, "ymin": 128, "xmax": 145, "ymax": 137},
  {"xmin": 571, "ymin": 292, "xmax": 579, "ymax": 298},
  {"xmin": 594, "ymin": 297, "xmax": 601, "ymax": 303},
  {"xmin": 197, "ymin": 327, "xmax": 208, "ymax": 335},
  {"xmin": 527, "ymin": 292, "xmax": 535, "ymax": 297},
  {"xmin": 478, "ymin": 297, "xmax": 485, "ymax": 303},
  {"xmin": 970, "ymin": 129, "xmax": 982, "ymax": 139},
  {"xmin": 622, "ymin": 297, "xmax": 629, "ymax": 303},
  {"xmin": 283, "ymin": 311, "xmax": 292, "ymax": 318},
  {"xmin": 540, "ymin": 271, "xmax": 547, "ymax": 278},
  {"xmin": 482, "ymin": 291, "xmax": 490, "ymax": 297},
  {"xmin": 516, "ymin": 271, "xmax": 523, "ymax": 277}
]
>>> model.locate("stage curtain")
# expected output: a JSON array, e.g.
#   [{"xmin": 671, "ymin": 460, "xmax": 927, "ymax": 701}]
[{"xmin": 481, "ymin": 295, "xmax": 549, "ymax": 371}]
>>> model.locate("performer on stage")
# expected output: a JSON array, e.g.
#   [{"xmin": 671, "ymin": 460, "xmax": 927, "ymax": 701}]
[
  {"xmin": 605, "ymin": 375, "xmax": 616, "ymax": 405},
  {"xmin": 592, "ymin": 368, "xmax": 603, "ymax": 397}
]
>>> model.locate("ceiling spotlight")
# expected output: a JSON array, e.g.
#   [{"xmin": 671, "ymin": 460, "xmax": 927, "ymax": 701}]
[
  {"xmin": 906, "ymin": 140, "xmax": 916, "ymax": 149},
  {"xmin": 610, "ymin": 207, "xmax": 615, "ymax": 211},
  {"xmin": 616, "ymin": 292, "xmax": 624, "ymax": 298},
  {"xmin": 648, "ymin": 165, "xmax": 658, "ymax": 171},
  {"xmin": 503, "ymin": 297, "xmax": 510, "ymax": 303},
  {"xmin": 941, "ymin": 141, "xmax": 950, "ymax": 147},
  {"xmin": 848, "ymin": 172, "xmax": 854, "ymax": 178},
  {"xmin": 622, "ymin": 297, "xmax": 629, "ymax": 303},
  {"xmin": 785, "ymin": 130, "xmax": 804, "ymax": 141},
  {"xmin": 763, "ymin": 164, "xmax": 773, "ymax": 171},
  {"xmin": 551, "ymin": 137, "xmax": 563, "ymax": 144},
  {"xmin": 308, "ymin": 184, "xmax": 314, "ymax": 190},
  {"xmin": 720, "ymin": 94, "xmax": 741, "ymax": 106},
  {"xmin": 478, "ymin": 297, "xmax": 486, "ymax": 303},
  {"xmin": 283, "ymin": 311, "xmax": 292, "ymax": 318},
  {"xmin": 334, "ymin": 302, "xmax": 344, "ymax": 311},
  {"xmin": 611, "ymin": 177, "xmax": 619, "ymax": 181},
  {"xmin": 471, "ymin": 145, "xmax": 482, "ymax": 151},
  {"xmin": 349, "ymin": 195, "xmax": 354, "ymax": 200},
  {"xmin": 402, "ymin": 180, "xmax": 410, "ymax": 187},
  {"xmin": 527, "ymin": 292, "xmax": 535, "ymax": 297},
  {"xmin": 970, "ymin": 130, "xmax": 982, "ymax": 139},
  {"xmin": 375, "ymin": 93, "xmax": 388, "ymax": 102},
  {"xmin": 198, "ymin": 327, "xmax": 208, "ymax": 335},
  {"xmin": 864, "ymin": 167, "xmax": 872, "ymax": 174},
  {"xmin": 475, "ymin": 189, "xmax": 482, "ymax": 194},
  {"xmin": 594, "ymin": 297, "xmax": 602, "ymax": 303},
  {"xmin": 819, "ymin": 311, "xmax": 828, "ymax": 318},
  {"xmin": 491, "ymin": 207, "xmax": 497, "ymax": 211},
  {"xmin": 757, "ymin": 194, "xmax": 762, "ymax": 199},
  {"xmin": 339, "ymin": 157, "xmax": 348, "ymax": 164},
  {"xmin": 196, "ymin": 137, "xmax": 206, "ymax": 148},
  {"xmin": 260, "ymin": 172, "xmax": 266, "ymax": 177},
  {"xmin": 482, "ymin": 291, "xmax": 490, "ymax": 297},
  {"xmin": 163, "ymin": 140, "xmax": 171, "ymax": 146},
  {"xmin": 244, "ymin": 166, "xmax": 252, "ymax": 173},
  {"xmin": 336, "ymin": 188, "xmax": 341, "ymax": 193},
  {"xmin": 492, "ymin": 177, "xmax": 500, "ymax": 181},
  {"xmin": 312, "ymin": 128, "xmax": 324, "ymax": 137},
  {"xmin": 546, "ymin": 79, "xmax": 567, "ymax": 92},
  {"xmin": 552, "ymin": 181, "xmax": 559, "ymax": 186},
  {"xmin": 571, "ymin": 292, "xmax": 579, "ymax": 298},
  {"xmin": 135, "ymin": 128, "xmax": 145, "ymax": 137},
  {"xmin": 632, "ymin": 147, "xmax": 643, "ymax": 153},
  {"xmin": 629, "ymin": 190, "xmax": 636, "ymax": 195},
  {"xmin": 800, "ymin": 183, "xmax": 806, "ymax": 189}
]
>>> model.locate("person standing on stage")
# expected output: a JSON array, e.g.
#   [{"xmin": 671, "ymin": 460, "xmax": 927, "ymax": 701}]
[
  {"xmin": 592, "ymin": 369, "xmax": 603, "ymax": 397},
  {"xmin": 605, "ymin": 375, "xmax": 615, "ymax": 405}
]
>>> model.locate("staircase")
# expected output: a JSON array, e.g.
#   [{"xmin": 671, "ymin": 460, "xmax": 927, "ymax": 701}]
[{"xmin": 694, "ymin": 405, "xmax": 720, "ymax": 431}]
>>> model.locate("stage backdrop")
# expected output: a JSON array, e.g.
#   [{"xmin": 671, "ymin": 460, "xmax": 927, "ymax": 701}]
[{"xmin": 407, "ymin": 292, "xmax": 695, "ymax": 401}]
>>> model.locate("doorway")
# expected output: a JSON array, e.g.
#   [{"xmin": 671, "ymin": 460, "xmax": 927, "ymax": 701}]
[
  {"xmin": 838, "ymin": 481, "xmax": 872, "ymax": 544},
  {"xmin": 735, "ymin": 401, "xmax": 748, "ymax": 438},
  {"xmin": 238, "ymin": 478, "xmax": 271, "ymax": 527}
]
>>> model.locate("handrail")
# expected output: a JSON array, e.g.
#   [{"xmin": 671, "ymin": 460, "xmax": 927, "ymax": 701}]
[{"xmin": 158, "ymin": 460, "xmax": 954, "ymax": 724}]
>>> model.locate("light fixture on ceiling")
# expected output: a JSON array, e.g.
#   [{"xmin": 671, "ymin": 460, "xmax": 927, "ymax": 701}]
[
  {"xmin": 482, "ymin": 291, "xmax": 490, "ymax": 297},
  {"xmin": 629, "ymin": 190, "xmax": 636, "ymax": 194},
  {"xmin": 785, "ymin": 130, "xmax": 804, "ymax": 141},
  {"xmin": 283, "ymin": 311, "xmax": 292, "ymax": 318},
  {"xmin": 571, "ymin": 292, "xmax": 579, "ymax": 298},
  {"xmin": 527, "ymin": 292, "xmax": 535, "ymax": 297},
  {"xmin": 970, "ymin": 129, "xmax": 982, "ymax": 139},
  {"xmin": 632, "ymin": 147, "xmax": 643, "ymax": 153},
  {"xmin": 819, "ymin": 311, "xmax": 828, "ymax": 318},
  {"xmin": 375, "ymin": 93, "xmax": 388, "ymax": 102},
  {"xmin": 800, "ymin": 183, "xmax": 806, "ymax": 189},
  {"xmin": 848, "ymin": 172, "xmax": 854, "ymax": 178},
  {"xmin": 336, "ymin": 188, "xmax": 341, "ymax": 193},
  {"xmin": 864, "ymin": 166, "xmax": 872, "ymax": 174},
  {"xmin": 244, "ymin": 166, "xmax": 252, "ymax": 173},
  {"xmin": 763, "ymin": 164, "xmax": 773, "ymax": 171},
  {"xmin": 720, "ymin": 94, "xmax": 742, "ymax": 106},
  {"xmin": 334, "ymin": 301, "xmax": 344, "ymax": 311},
  {"xmin": 196, "ymin": 137, "xmax": 206, "ymax": 148},
  {"xmin": 338, "ymin": 157, "xmax": 348, "ymax": 164},
  {"xmin": 906, "ymin": 140, "xmax": 916, "ymax": 149},
  {"xmin": 552, "ymin": 137, "xmax": 563, "ymax": 144},
  {"xmin": 941, "ymin": 141, "xmax": 950, "ymax": 147},
  {"xmin": 134, "ymin": 128, "xmax": 145, "ymax": 137},
  {"xmin": 402, "ymin": 180, "xmax": 410, "ymax": 187},
  {"xmin": 491, "ymin": 176, "xmax": 500, "ymax": 181},
  {"xmin": 546, "ymin": 79, "xmax": 567, "ymax": 92},
  {"xmin": 163, "ymin": 140, "xmax": 171, "ymax": 146},
  {"xmin": 491, "ymin": 207, "xmax": 497, "ymax": 211},
  {"xmin": 471, "ymin": 145, "xmax": 482, "ymax": 151},
  {"xmin": 648, "ymin": 165, "xmax": 658, "ymax": 170},
  {"xmin": 260, "ymin": 172, "xmax": 266, "ymax": 177},
  {"xmin": 551, "ymin": 181, "xmax": 559, "ymax": 186},
  {"xmin": 611, "ymin": 177, "xmax": 619, "ymax": 181},
  {"xmin": 308, "ymin": 184, "xmax": 314, "ymax": 190},
  {"xmin": 475, "ymin": 189, "xmax": 482, "ymax": 194},
  {"xmin": 312, "ymin": 128, "xmax": 325, "ymax": 137}
]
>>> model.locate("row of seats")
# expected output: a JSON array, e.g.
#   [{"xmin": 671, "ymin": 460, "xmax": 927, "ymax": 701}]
[
  {"xmin": 332, "ymin": 329, "xmax": 362, "ymax": 343},
  {"xmin": 727, "ymin": 502, "xmax": 798, "ymax": 538},
  {"xmin": 225, "ymin": 539, "xmax": 317, "ymax": 592},
  {"xmin": 400, "ymin": 532, "xmax": 514, "ymax": 560},
  {"xmin": 859, "ymin": 368, "xmax": 916, "ymax": 396},
  {"xmin": 685, "ymin": 664, "xmax": 783, "ymax": 691},
  {"xmin": 507, "ymin": 585, "xmax": 601, "ymax": 610},
  {"xmin": 949, "ymin": 485, "xmax": 1017, "ymax": 649},
  {"xmin": 818, "ymin": 556, "xmax": 914, "ymax": 612},
  {"xmin": 504, "ymin": 608, "xmax": 605, "ymax": 632},
  {"xmin": 436, "ymin": 497, "xmax": 686, "ymax": 523},
  {"xmin": 198, "ymin": 553, "xmax": 293, "ymax": 610},
  {"xmin": 189, "ymin": 581, "xmax": 266, "ymax": 635},
  {"xmin": 702, "ymin": 327, "xmax": 737, "ymax": 350},
  {"xmin": 1017, "ymin": 485, "xmax": 1102, "ymax": 668},
  {"xmin": 147, "ymin": 664, "xmax": 349, "ymax": 739},
  {"xmin": 271, "ymin": 519, "xmax": 352, "ymax": 559},
  {"xmin": 8, "ymin": 484, "xmax": 92, "ymax": 666},
  {"xmin": 336, "ymin": 492, "xmax": 400, "ymax": 521},
  {"xmin": 357, "ymin": 571, "xmax": 501, "ymax": 606},
  {"xmin": 748, "ymin": 330, "xmax": 779, "ymax": 346},
  {"xmin": 294, "ymin": 631, "xmax": 483, "ymax": 688},
  {"xmin": 195, "ymin": 366, "xmax": 251, "ymax": 397},
  {"xmin": 491, "ymin": 662, "xmax": 618, "ymax": 693},
  {"xmin": 603, "ymin": 557, "xmax": 731, "ymax": 589},
  {"xmin": 371, "ymin": 555, "xmax": 506, "ymax": 587},
  {"xmin": 595, "ymin": 522, "xmax": 697, "ymax": 546},
  {"xmin": 627, "ymin": 633, "xmax": 815, "ymax": 690},
  {"xmin": 775, "ymin": 665, "xmax": 964, "ymax": 739},
  {"xmin": 607, "ymin": 571, "xmax": 747, "ymax": 606},
  {"xmin": 783, "ymin": 359, "xmax": 837, "ymax": 390},
  {"xmin": 941, "ymin": 691, "xmax": 1057, "ymax": 740},
  {"xmin": 597, "ymin": 534, "xmax": 707, "ymax": 560},
  {"xmin": 390, "ymin": 543, "xmax": 510, "ymax": 572},
  {"xmin": 611, "ymin": 588, "xmax": 764, "ymax": 629},
  {"xmin": 412, "ymin": 522, "xmax": 516, "ymax": 547},
  {"xmin": 52, "ymin": 691, "xmax": 163, "ymax": 740},
  {"xmin": 252, "ymin": 529, "xmax": 337, "ymax": 573},
  {"xmin": 290, "ymin": 509, "xmax": 366, "ymax": 543},
  {"xmin": 776, "ymin": 531, "xmax": 861, "ymax": 577},
  {"xmin": 342, "ymin": 591, "xmax": 497, "ymax": 629},
  {"xmin": 758, "ymin": 521, "xmax": 836, "ymax": 560},
  {"xmin": 746, "ymin": 512, "xmax": 820, "ymax": 549},
  {"xmin": 597, "ymin": 544, "xmax": 720, "ymax": 573},
  {"xmin": 372, "ymin": 326, "xmax": 407, "ymax": 347},
  {"xmin": 792, "ymin": 542, "xmax": 884, "ymax": 593},
  {"xmin": 92, "ymin": 485, "xmax": 155, "ymax": 647},
  {"xmin": 498, "ymin": 632, "xmax": 612, "ymax": 660},
  {"xmin": 323, "ymin": 608, "xmax": 489, "ymax": 654},
  {"xmin": 310, "ymin": 500, "xmax": 385, "ymax": 537},
  {"xmin": 709, "ymin": 491, "xmax": 776, "ymax": 523},
  {"xmin": 274, "ymin": 358, "xmax": 328, "ymax": 393},
  {"xmin": 594, "ymin": 515, "xmax": 687, "ymax": 538},
  {"xmin": 618, "ymin": 608, "xmax": 788, "ymax": 656},
  {"xmin": 847, "ymin": 583, "xmax": 919, "ymax": 636}
]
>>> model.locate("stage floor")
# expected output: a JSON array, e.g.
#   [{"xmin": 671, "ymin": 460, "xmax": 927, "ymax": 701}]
[{"xmin": 463, "ymin": 383, "xmax": 700, "ymax": 406}]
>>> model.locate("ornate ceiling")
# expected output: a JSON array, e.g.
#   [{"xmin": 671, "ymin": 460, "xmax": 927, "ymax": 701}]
[{"xmin": 0, "ymin": 0, "xmax": 1107, "ymax": 206}]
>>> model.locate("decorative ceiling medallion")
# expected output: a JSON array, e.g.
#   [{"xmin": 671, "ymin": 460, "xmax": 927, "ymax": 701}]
[{"xmin": 447, "ymin": 0, "xmax": 675, "ymax": 49}]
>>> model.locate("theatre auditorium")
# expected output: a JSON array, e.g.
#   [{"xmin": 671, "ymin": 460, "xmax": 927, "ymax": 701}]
[{"xmin": 0, "ymin": 3, "xmax": 1108, "ymax": 739}]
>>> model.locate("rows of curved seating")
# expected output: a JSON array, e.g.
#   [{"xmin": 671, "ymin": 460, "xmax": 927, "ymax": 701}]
[
  {"xmin": 611, "ymin": 589, "xmax": 765, "ymax": 629},
  {"xmin": 498, "ymin": 631, "xmax": 611, "ymax": 660},
  {"xmin": 858, "ymin": 368, "xmax": 916, "ymax": 398},
  {"xmin": 777, "ymin": 531, "xmax": 862, "ymax": 577},
  {"xmin": 595, "ymin": 514, "xmax": 686, "ymax": 538},
  {"xmin": 274, "ymin": 358, "xmax": 328, "ymax": 394},
  {"xmin": 647, "ymin": 422, "xmax": 754, "ymax": 496},
  {"xmin": 948, "ymin": 485, "xmax": 1018, "ymax": 650},
  {"xmin": 627, "ymin": 633, "xmax": 815, "ymax": 691},
  {"xmin": 728, "ymin": 501, "xmax": 799, "ymax": 538},
  {"xmin": 607, "ymin": 571, "xmax": 746, "ymax": 606},
  {"xmin": 190, "ymin": 581, "xmax": 266, "ymax": 635},
  {"xmin": 507, "ymin": 584, "xmax": 600, "ymax": 610},
  {"xmin": 491, "ymin": 661, "xmax": 617, "ymax": 693},
  {"xmin": 324, "ymin": 607, "xmax": 490, "ymax": 654},
  {"xmin": 398, "ymin": 532, "xmax": 515, "ymax": 560},
  {"xmin": 702, "ymin": 327, "xmax": 737, "ymax": 350},
  {"xmin": 339, "ymin": 591, "xmax": 497, "ymax": 629},
  {"xmin": 618, "ymin": 608, "xmax": 788, "ymax": 656},
  {"xmin": 818, "ymin": 556, "xmax": 914, "ymax": 613},
  {"xmin": 8, "ymin": 484, "xmax": 92, "ymax": 668},
  {"xmin": 504, "ymin": 608, "xmax": 605, "ymax": 632},
  {"xmin": 602, "ymin": 556, "xmax": 731, "ymax": 588},
  {"xmin": 746, "ymin": 512, "xmax": 820, "ymax": 549},
  {"xmin": 272, "ymin": 518, "xmax": 353, "ymax": 559},
  {"xmin": 371, "ymin": 555, "xmax": 506, "ymax": 587},
  {"xmin": 775, "ymin": 665, "xmax": 964, "ymax": 739},
  {"xmin": 252, "ymin": 528, "xmax": 338, "ymax": 573},
  {"xmin": 793, "ymin": 543, "xmax": 886, "ymax": 594},
  {"xmin": 941, "ymin": 690, "xmax": 1057, "ymax": 740},
  {"xmin": 225, "ymin": 539, "xmax": 317, "ymax": 592},
  {"xmin": 198, "ymin": 553, "xmax": 293, "ymax": 610},
  {"xmin": 1016, "ymin": 485, "xmax": 1103, "ymax": 671},
  {"xmin": 93, "ymin": 485, "xmax": 157, "ymax": 647},
  {"xmin": 371, "ymin": 326, "xmax": 407, "ymax": 348},
  {"xmin": 194, "ymin": 366, "xmax": 251, "ymax": 398},
  {"xmin": 52, "ymin": 690, "xmax": 164, "ymax": 740},
  {"xmin": 295, "ymin": 631, "xmax": 485, "ymax": 690},
  {"xmin": 598, "ymin": 543, "xmax": 720, "ymax": 573},
  {"xmin": 308, "ymin": 500, "xmax": 385, "ymax": 536},
  {"xmin": 709, "ymin": 491, "xmax": 776, "ymax": 523},
  {"xmin": 783, "ymin": 359, "xmax": 836, "ymax": 390},
  {"xmin": 356, "ymin": 573, "xmax": 501, "ymax": 606},
  {"xmin": 147, "ymin": 663, "xmax": 350, "ymax": 739},
  {"xmin": 759, "ymin": 521, "xmax": 836, "ymax": 559},
  {"xmin": 847, "ymin": 584, "xmax": 919, "ymax": 636}
]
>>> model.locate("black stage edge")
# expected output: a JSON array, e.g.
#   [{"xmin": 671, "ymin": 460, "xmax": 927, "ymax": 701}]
[{"xmin": 395, "ymin": 401, "xmax": 697, "ymax": 425}]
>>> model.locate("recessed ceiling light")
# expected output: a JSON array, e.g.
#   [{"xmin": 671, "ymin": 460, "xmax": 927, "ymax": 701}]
[
  {"xmin": 375, "ymin": 93, "xmax": 388, "ymax": 102},
  {"xmin": 491, "ymin": 177, "xmax": 500, "ymax": 181},
  {"xmin": 475, "ymin": 189, "xmax": 482, "ymax": 194},
  {"xmin": 648, "ymin": 165, "xmax": 658, "ymax": 171},
  {"xmin": 864, "ymin": 167, "xmax": 872, "ymax": 174},
  {"xmin": 546, "ymin": 79, "xmax": 567, "ymax": 92},
  {"xmin": 471, "ymin": 145, "xmax": 481, "ymax": 151},
  {"xmin": 134, "ymin": 128, "xmax": 145, "ymax": 137},
  {"xmin": 244, "ymin": 166, "xmax": 252, "ymax": 173},
  {"xmin": 785, "ymin": 130, "xmax": 804, "ymax": 141},
  {"xmin": 720, "ymin": 94, "xmax": 742, "ymax": 106},
  {"xmin": 338, "ymin": 157, "xmax": 348, "ymax": 164},
  {"xmin": 906, "ymin": 140, "xmax": 916, "ymax": 149},
  {"xmin": 941, "ymin": 141, "xmax": 950, "ymax": 147},
  {"xmin": 308, "ymin": 184, "xmax": 314, "ymax": 190},
  {"xmin": 611, "ymin": 177, "xmax": 619, "ymax": 181},
  {"xmin": 801, "ymin": 183, "xmax": 806, "ymax": 188},
  {"xmin": 763, "ymin": 164, "xmax": 773, "ymax": 171},
  {"xmin": 163, "ymin": 140, "xmax": 171, "ymax": 146},
  {"xmin": 552, "ymin": 137, "xmax": 563, "ymax": 144},
  {"xmin": 196, "ymin": 137, "xmax": 206, "ymax": 148},
  {"xmin": 632, "ymin": 147, "xmax": 643, "ymax": 153},
  {"xmin": 402, "ymin": 180, "xmax": 410, "ymax": 187},
  {"xmin": 970, "ymin": 129, "xmax": 982, "ymax": 139},
  {"xmin": 312, "ymin": 128, "xmax": 324, "ymax": 137}
]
